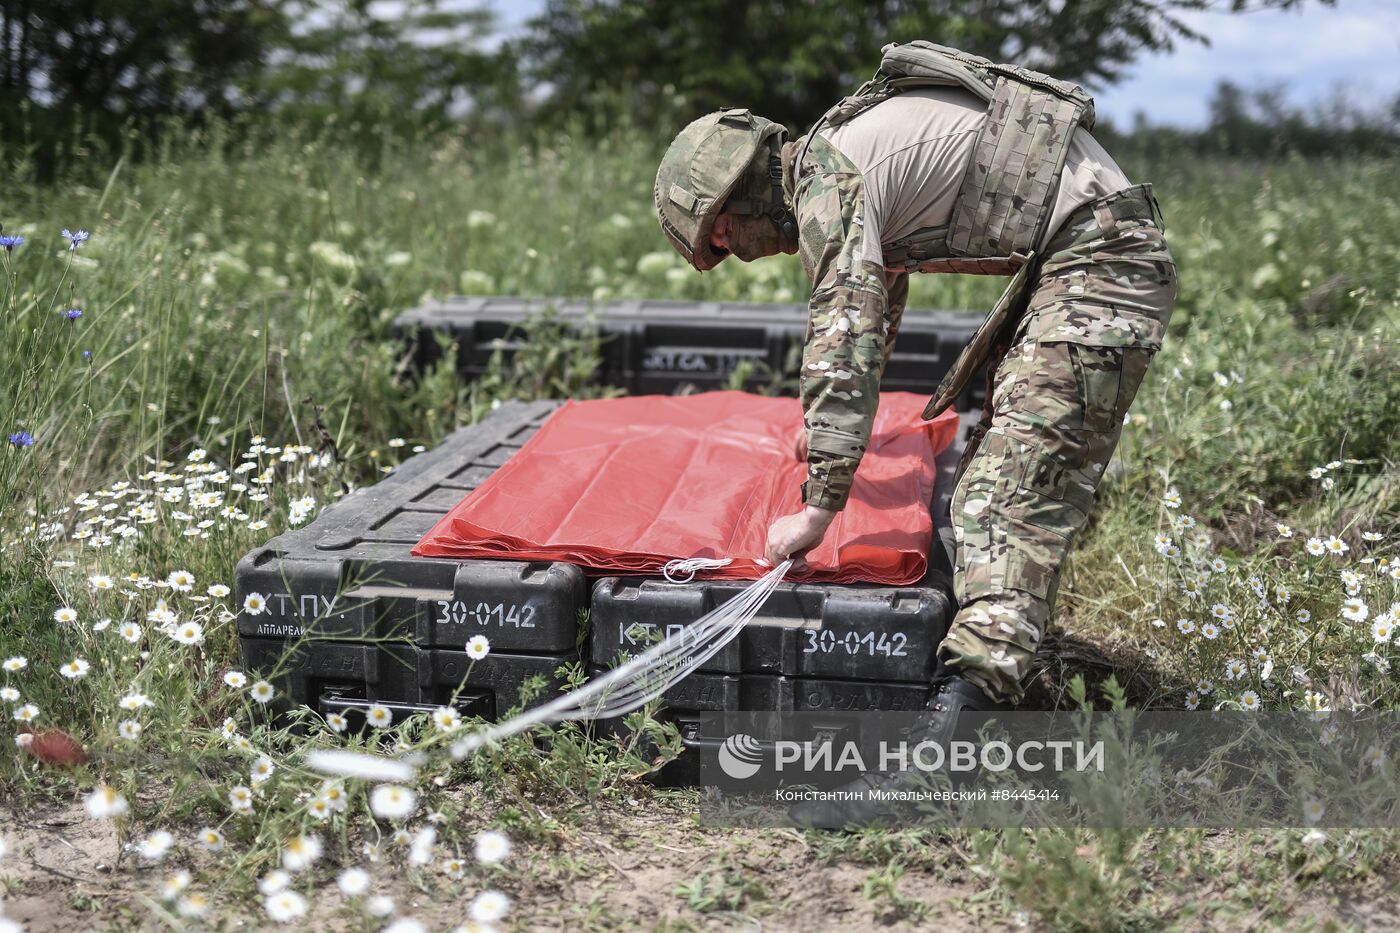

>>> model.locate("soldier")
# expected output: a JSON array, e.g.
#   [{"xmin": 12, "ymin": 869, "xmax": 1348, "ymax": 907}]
[{"xmin": 654, "ymin": 42, "xmax": 1177, "ymax": 827}]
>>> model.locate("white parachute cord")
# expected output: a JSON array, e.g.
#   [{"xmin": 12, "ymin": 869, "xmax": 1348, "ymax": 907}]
[
  {"xmin": 661, "ymin": 556, "xmax": 733, "ymax": 584},
  {"xmin": 445, "ymin": 558, "xmax": 791, "ymax": 759}
]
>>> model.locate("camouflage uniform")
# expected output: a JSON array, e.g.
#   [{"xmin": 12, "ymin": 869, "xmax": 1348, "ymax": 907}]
[{"xmin": 784, "ymin": 134, "xmax": 1176, "ymax": 702}]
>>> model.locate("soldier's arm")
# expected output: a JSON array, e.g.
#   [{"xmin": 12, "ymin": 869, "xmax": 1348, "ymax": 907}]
[
  {"xmin": 880, "ymin": 270, "xmax": 908, "ymax": 379},
  {"xmin": 794, "ymin": 164, "xmax": 891, "ymax": 513}
]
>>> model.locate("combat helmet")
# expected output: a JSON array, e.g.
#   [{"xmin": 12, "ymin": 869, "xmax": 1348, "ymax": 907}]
[{"xmin": 655, "ymin": 108, "xmax": 792, "ymax": 271}]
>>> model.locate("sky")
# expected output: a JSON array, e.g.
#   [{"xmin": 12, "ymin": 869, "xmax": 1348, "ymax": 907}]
[{"xmin": 484, "ymin": 0, "xmax": 1400, "ymax": 128}]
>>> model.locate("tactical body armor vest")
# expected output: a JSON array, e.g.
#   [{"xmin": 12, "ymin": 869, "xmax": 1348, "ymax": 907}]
[{"xmin": 799, "ymin": 40, "xmax": 1096, "ymax": 277}]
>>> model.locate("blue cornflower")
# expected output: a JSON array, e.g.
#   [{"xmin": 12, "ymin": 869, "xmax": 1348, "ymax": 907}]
[
  {"xmin": 61, "ymin": 228, "xmax": 90, "ymax": 249},
  {"xmin": 0, "ymin": 235, "xmax": 23, "ymax": 250},
  {"xmin": 8, "ymin": 431, "xmax": 33, "ymax": 447},
  {"xmin": 82, "ymin": 350, "xmax": 93, "ymax": 360},
  {"xmin": 66, "ymin": 308, "xmax": 82, "ymax": 320}
]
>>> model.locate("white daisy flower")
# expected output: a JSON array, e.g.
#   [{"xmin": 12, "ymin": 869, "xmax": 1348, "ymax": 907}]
[
  {"xmin": 1237, "ymin": 690, "xmax": 1260, "ymax": 711},
  {"xmin": 53, "ymin": 607, "xmax": 79, "ymax": 625},
  {"xmin": 1296, "ymin": 609, "xmax": 1312, "ymax": 624},
  {"xmin": 369, "ymin": 784, "xmax": 417, "ymax": 821},
  {"xmin": 1274, "ymin": 523, "xmax": 1294, "ymax": 538},
  {"xmin": 1323, "ymin": 536, "xmax": 1349, "ymax": 556},
  {"xmin": 137, "ymin": 829, "xmax": 174, "ymax": 861},
  {"xmin": 1224, "ymin": 658, "xmax": 1247, "ymax": 681},
  {"xmin": 366, "ymin": 895, "xmax": 396, "ymax": 918},
  {"xmin": 177, "ymin": 892, "xmax": 210, "ymax": 918},
  {"xmin": 118, "ymin": 621, "xmax": 142, "ymax": 643},
  {"xmin": 198, "ymin": 827, "xmax": 225, "ymax": 851},
  {"xmin": 84, "ymin": 785, "xmax": 129, "ymax": 819},
  {"xmin": 224, "ymin": 670, "xmax": 248, "ymax": 689},
  {"xmin": 1303, "ymin": 691, "xmax": 1330, "ymax": 712},
  {"xmin": 1341, "ymin": 599, "xmax": 1368, "ymax": 622},
  {"xmin": 1176, "ymin": 619, "xmax": 1196, "ymax": 635},
  {"xmin": 118, "ymin": 719, "xmax": 143, "ymax": 741},
  {"xmin": 161, "ymin": 870, "xmax": 192, "ymax": 901},
  {"xmin": 242, "ymin": 592, "xmax": 269, "ymax": 615},
  {"xmin": 251, "ymin": 755, "xmax": 276, "ymax": 784},
  {"xmin": 365, "ymin": 703, "xmax": 393, "ymax": 728},
  {"xmin": 1302, "ymin": 798, "xmax": 1325, "ymax": 824},
  {"xmin": 171, "ymin": 621, "xmax": 204, "ymax": 644},
  {"xmin": 89, "ymin": 575, "xmax": 115, "ymax": 591},
  {"xmin": 470, "ymin": 890, "xmax": 512, "ymax": 923},
  {"xmin": 474, "ymin": 829, "xmax": 511, "ymax": 865},
  {"xmin": 13, "ymin": 704, "xmax": 38, "ymax": 723},
  {"xmin": 1304, "ymin": 538, "xmax": 1326, "ymax": 556},
  {"xmin": 250, "ymin": 680, "xmax": 275, "ymax": 703},
  {"xmin": 465, "ymin": 635, "xmax": 491, "ymax": 660},
  {"xmin": 441, "ymin": 856, "xmax": 466, "ymax": 879},
  {"xmin": 281, "ymin": 834, "xmax": 323, "ymax": 872},
  {"xmin": 166, "ymin": 570, "xmax": 195, "ymax": 591},
  {"xmin": 432, "ymin": 707, "xmax": 461, "ymax": 733},
  {"xmin": 324, "ymin": 711, "xmax": 348, "ymax": 733},
  {"xmin": 1200, "ymin": 622, "xmax": 1220, "ymax": 640},
  {"xmin": 1372, "ymin": 619, "xmax": 1393, "ymax": 643},
  {"xmin": 2, "ymin": 657, "xmax": 26, "ymax": 672},
  {"xmin": 1163, "ymin": 488, "xmax": 1182, "ymax": 509},
  {"xmin": 207, "ymin": 583, "xmax": 231, "ymax": 598},
  {"xmin": 336, "ymin": 866, "xmax": 370, "ymax": 897},
  {"xmin": 258, "ymin": 869, "xmax": 291, "ymax": 896},
  {"xmin": 1210, "ymin": 604, "xmax": 1233, "ymax": 624},
  {"xmin": 0, "ymin": 687, "xmax": 17, "ymax": 702},
  {"xmin": 229, "ymin": 785, "xmax": 254, "ymax": 813},
  {"xmin": 1209, "ymin": 557, "xmax": 1227, "ymax": 573},
  {"xmin": 264, "ymin": 890, "xmax": 307, "ymax": 923},
  {"xmin": 59, "ymin": 657, "xmax": 90, "ymax": 679},
  {"xmin": 320, "ymin": 781, "xmax": 348, "ymax": 812}
]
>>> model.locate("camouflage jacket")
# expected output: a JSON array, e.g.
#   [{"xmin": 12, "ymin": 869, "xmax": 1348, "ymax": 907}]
[{"xmin": 781, "ymin": 134, "xmax": 908, "ymax": 512}]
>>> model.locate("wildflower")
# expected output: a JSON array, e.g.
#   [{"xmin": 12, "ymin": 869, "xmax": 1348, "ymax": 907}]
[
  {"xmin": 1274, "ymin": 585, "xmax": 1292, "ymax": 604},
  {"xmin": 250, "ymin": 680, "xmax": 275, "ymax": 703},
  {"xmin": 0, "ymin": 687, "xmax": 16, "ymax": 702},
  {"xmin": 1341, "ymin": 599, "xmax": 1368, "ymax": 623},
  {"xmin": 320, "ymin": 781, "xmax": 347, "ymax": 812},
  {"xmin": 365, "ymin": 703, "xmax": 393, "ymax": 728},
  {"xmin": 172, "ymin": 621, "xmax": 204, "ymax": 644},
  {"xmin": 65, "ymin": 308, "xmax": 82, "ymax": 320},
  {"xmin": 224, "ymin": 670, "xmax": 248, "ymax": 689},
  {"xmin": 1302, "ymin": 798, "xmax": 1325, "ymax": 824},
  {"xmin": 258, "ymin": 870, "xmax": 291, "ymax": 895},
  {"xmin": 137, "ymin": 829, "xmax": 174, "ymax": 861},
  {"xmin": 1153, "ymin": 533, "xmax": 1172, "ymax": 550},
  {"xmin": 1210, "ymin": 604, "xmax": 1233, "ymax": 624},
  {"xmin": 1304, "ymin": 538, "xmax": 1326, "ymax": 556},
  {"xmin": 243, "ymin": 592, "xmax": 269, "ymax": 615},
  {"xmin": 12, "ymin": 734, "xmax": 29, "ymax": 749},
  {"xmin": 1180, "ymin": 580, "xmax": 1201, "ymax": 598},
  {"xmin": 1296, "ymin": 609, "xmax": 1312, "ymax": 624},
  {"xmin": 118, "ymin": 719, "xmax": 142, "ymax": 741},
  {"xmin": 369, "ymin": 784, "xmax": 417, "ymax": 821},
  {"xmin": 89, "ymin": 574, "xmax": 115, "ymax": 591},
  {"xmin": 307, "ymin": 797, "xmax": 332, "ymax": 821},
  {"xmin": 118, "ymin": 621, "xmax": 142, "ymax": 643},
  {"xmin": 1224, "ymin": 658, "xmax": 1247, "ymax": 681},
  {"xmin": 281, "ymin": 833, "xmax": 323, "ymax": 871},
  {"xmin": 1361, "ymin": 530, "xmax": 1382, "ymax": 542},
  {"xmin": 13, "ymin": 704, "xmax": 38, "ymax": 723},
  {"xmin": 1362, "ymin": 744, "xmax": 1386, "ymax": 771},
  {"xmin": 53, "ymin": 607, "xmax": 78, "ymax": 625},
  {"xmin": 166, "ymin": 570, "xmax": 195, "ymax": 591},
  {"xmin": 465, "ymin": 635, "xmax": 491, "ymax": 660},
  {"xmin": 198, "ymin": 827, "xmax": 225, "ymax": 851},
  {"xmin": 119, "ymin": 689, "xmax": 151, "ymax": 711},
  {"xmin": 432, "ymin": 706, "xmax": 461, "ymax": 733},
  {"xmin": 337, "ymin": 867, "xmax": 370, "ymax": 897},
  {"xmin": 1183, "ymin": 692, "xmax": 1200, "ymax": 710},
  {"xmin": 84, "ymin": 784, "xmax": 129, "ymax": 819},
  {"xmin": 1323, "ymin": 536, "xmax": 1349, "ymax": 556},
  {"xmin": 59, "ymin": 657, "xmax": 89, "ymax": 679},
  {"xmin": 1174, "ymin": 514, "xmax": 1197, "ymax": 531},
  {"xmin": 0, "ymin": 234, "xmax": 24, "ymax": 250},
  {"xmin": 470, "ymin": 891, "xmax": 511, "ymax": 924},
  {"xmin": 475, "ymin": 830, "xmax": 511, "ymax": 865},
  {"xmin": 441, "ymin": 856, "xmax": 466, "ymax": 879},
  {"xmin": 1301, "ymin": 828, "xmax": 1326, "ymax": 848},
  {"xmin": 1163, "ymin": 488, "xmax": 1181, "ymax": 509},
  {"xmin": 1149, "ymin": 618, "xmax": 1166, "ymax": 629},
  {"xmin": 1176, "ymin": 619, "xmax": 1196, "ymax": 635},
  {"xmin": 407, "ymin": 825, "xmax": 436, "ymax": 866},
  {"xmin": 208, "ymin": 584, "xmax": 231, "ymax": 598},
  {"xmin": 1161, "ymin": 543, "xmax": 1181, "ymax": 559},
  {"xmin": 162, "ymin": 870, "xmax": 192, "ymax": 901},
  {"xmin": 325, "ymin": 711, "xmax": 348, "ymax": 733},
  {"xmin": 177, "ymin": 892, "xmax": 210, "ymax": 919},
  {"xmin": 3, "ymin": 657, "xmax": 26, "ymax": 672},
  {"xmin": 251, "ymin": 755, "xmax": 276, "ymax": 784},
  {"xmin": 1275, "ymin": 523, "xmax": 1294, "ymax": 538},
  {"xmin": 61, "ymin": 228, "xmax": 90, "ymax": 249},
  {"xmin": 230, "ymin": 785, "xmax": 254, "ymax": 814},
  {"xmin": 1303, "ymin": 691, "xmax": 1330, "ymax": 712},
  {"xmin": 264, "ymin": 890, "xmax": 308, "ymax": 923},
  {"xmin": 7, "ymin": 431, "xmax": 33, "ymax": 447},
  {"xmin": 1372, "ymin": 619, "xmax": 1393, "ymax": 643},
  {"xmin": 1210, "ymin": 557, "xmax": 1227, "ymax": 573},
  {"xmin": 366, "ymin": 895, "xmax": 396, "ymax": 918},
  {"xmin": 1200, "ymin": 622, "xmax": 1220, "ymax": 640},
  {"xmin": 1237, "ymin": 690, "xmax": 1260, "ymax": 711}
]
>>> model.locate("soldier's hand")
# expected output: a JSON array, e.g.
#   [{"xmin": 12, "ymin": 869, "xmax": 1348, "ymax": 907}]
[{"xmin": 765, "ymin": 505, "xmax": 836, "ymax": 573}]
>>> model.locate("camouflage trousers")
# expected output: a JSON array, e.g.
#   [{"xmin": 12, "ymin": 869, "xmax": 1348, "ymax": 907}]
[{"xmin": 939, "ymin": 183, "xmax": 1178, "ymax": 703}]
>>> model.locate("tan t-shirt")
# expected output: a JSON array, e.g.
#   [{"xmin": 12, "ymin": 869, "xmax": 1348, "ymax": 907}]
[{"xmin": 818, "ymin": 86, "xmax": 1130, "ymax": 267}]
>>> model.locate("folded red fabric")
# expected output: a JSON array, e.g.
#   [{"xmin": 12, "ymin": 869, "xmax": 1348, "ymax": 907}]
[{"xmin": 412, "ymin": 391, "xmax": 959, "ymax": 585}]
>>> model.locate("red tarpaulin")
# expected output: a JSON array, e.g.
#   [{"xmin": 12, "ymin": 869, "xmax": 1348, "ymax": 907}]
[{"xmin": 412, "ymin": 391, "xmax": 959, "ymax": 585}]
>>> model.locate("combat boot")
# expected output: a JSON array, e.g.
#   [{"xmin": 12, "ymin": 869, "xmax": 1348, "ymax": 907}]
[{"xmin": 787, "ymin": 670, "xmax": 1011, "ymax": 830}]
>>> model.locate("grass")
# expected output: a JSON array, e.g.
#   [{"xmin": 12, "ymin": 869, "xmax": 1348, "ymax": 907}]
[{"xmin": 0, "ymin": 119, "xmax": 1396, "ymax": 929}]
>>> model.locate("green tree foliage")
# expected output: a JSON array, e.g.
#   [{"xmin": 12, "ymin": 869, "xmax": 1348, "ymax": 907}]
[{"xmin": 519, "ymin": 0, "xmax": 1333, "ymax": 129}]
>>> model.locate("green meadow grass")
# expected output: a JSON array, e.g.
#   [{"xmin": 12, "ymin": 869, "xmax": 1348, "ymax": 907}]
[{"xmin": 0, "ymin": 122, "xmax": 1396, "ymax": 928}]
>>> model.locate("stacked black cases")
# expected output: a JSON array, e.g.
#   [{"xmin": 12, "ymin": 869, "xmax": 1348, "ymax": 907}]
[
  {"xmin": 393, "ymin": 296, "xmax": 985, "ymax": 408},
  {"xmin": 589, "ymin": 412, "xmax": 974, "ymax": 786},
  {"xmin": 235, "ymin": 400, "xmax": 587, "ymax": 729}
]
